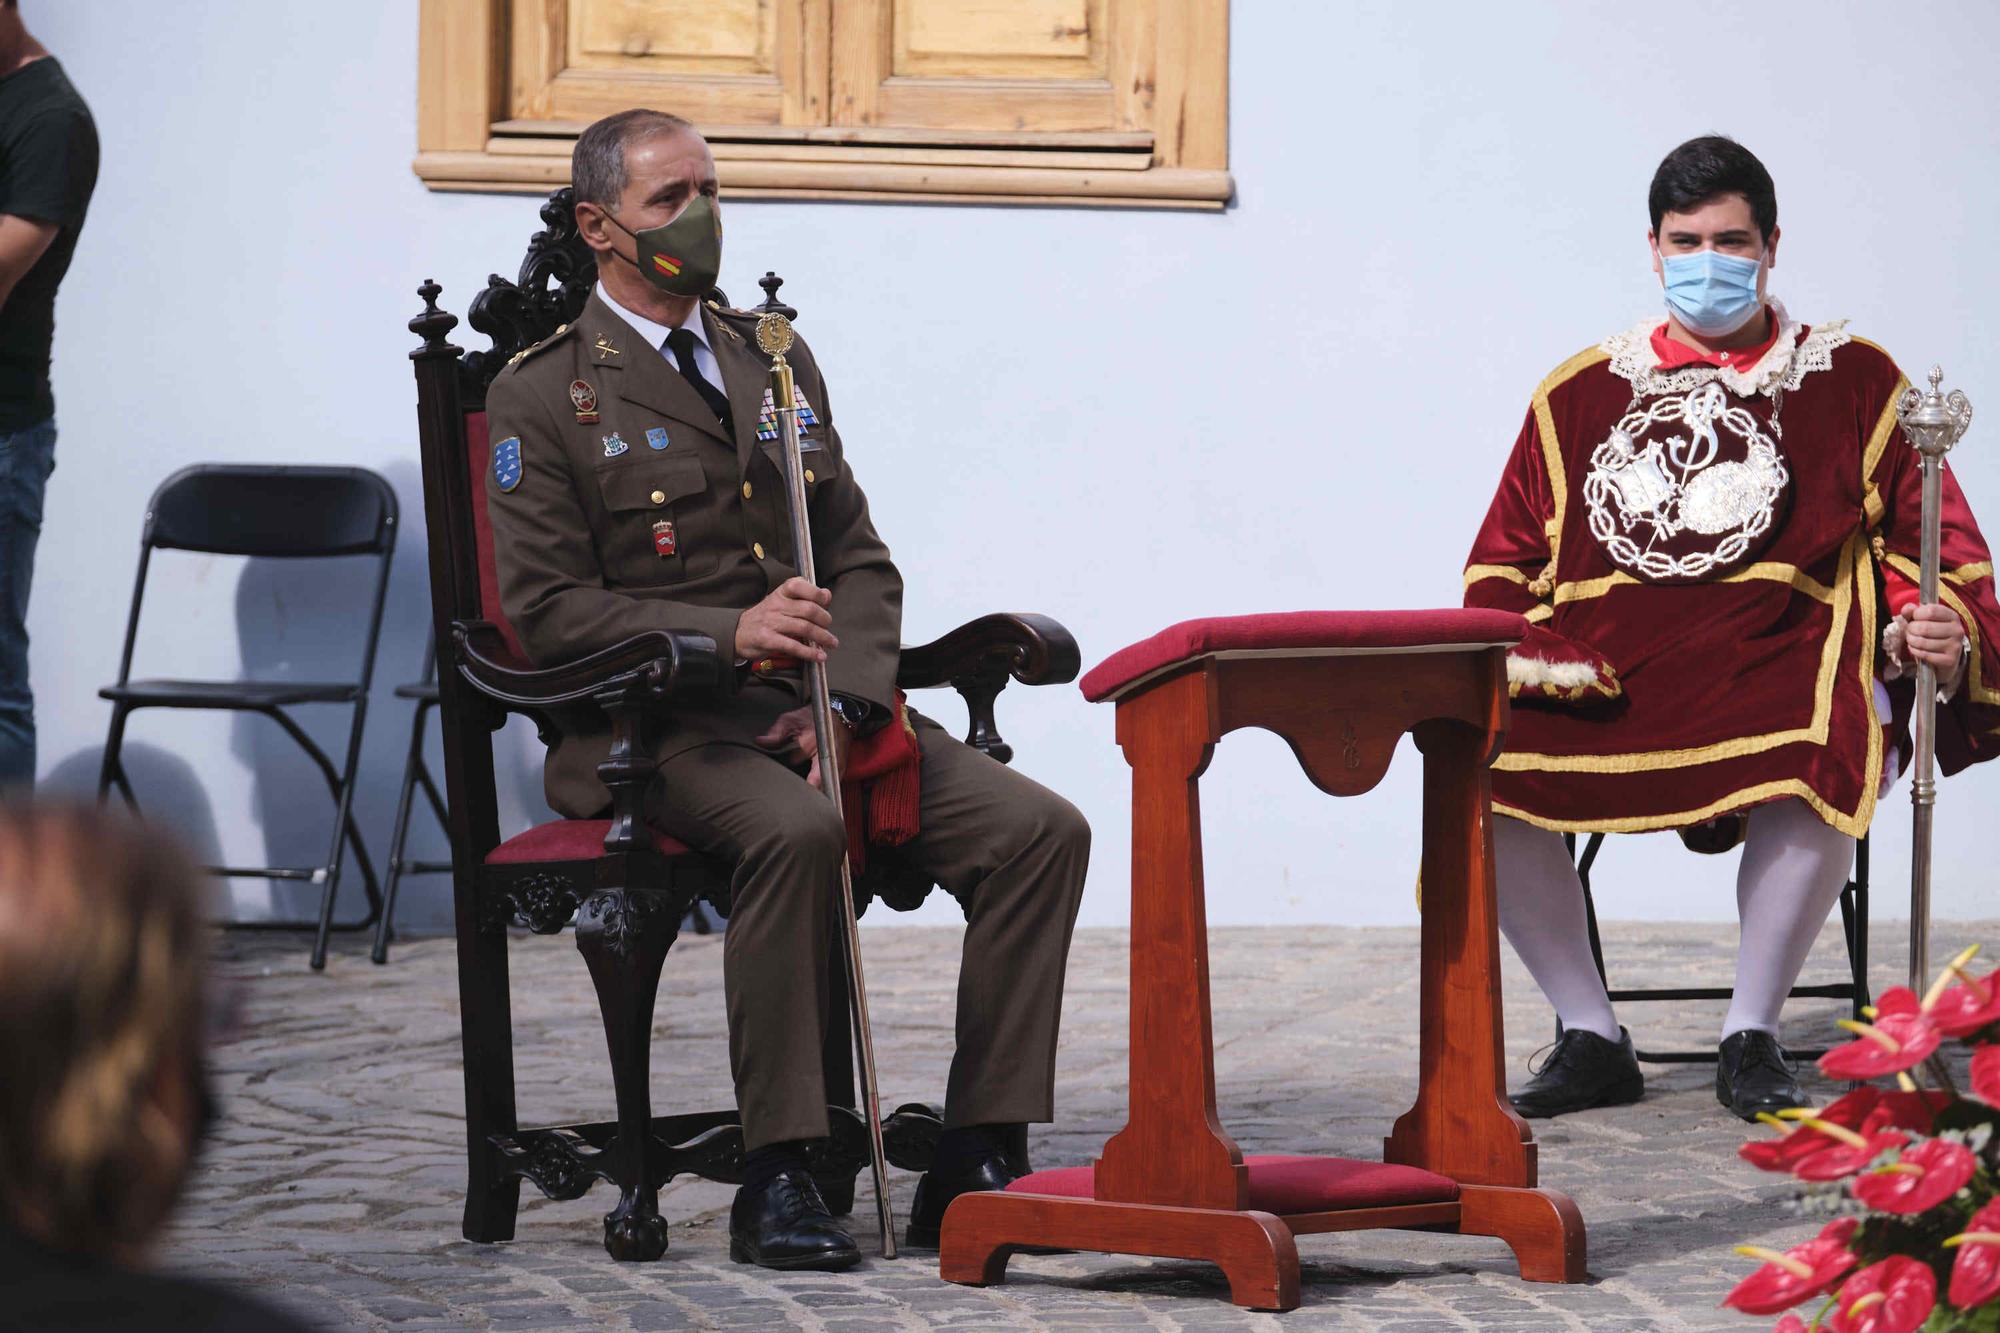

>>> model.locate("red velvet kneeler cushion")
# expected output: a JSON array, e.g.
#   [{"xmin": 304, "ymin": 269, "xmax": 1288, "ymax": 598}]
[
  {"xmin": 1080, "ymin": 609, "xmax": 1528, "ymax": 703},
  {"xmin": 486, "ymin": 819, "xmax": 694, "ymax": 865},
  {"xmin": 463, "ymin": 410, "xmax": 530, "ymax": 666},
  {"xmin": 1006, "ymin": 1155, "xmax": 1459, "ymax": 1214}
]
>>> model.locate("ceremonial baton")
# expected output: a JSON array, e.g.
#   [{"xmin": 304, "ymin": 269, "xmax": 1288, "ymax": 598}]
[
  {"xmin": 1895, "ymin": 366, "xmax": 1973, "ymax": 990},
  {"xmin": 754, "ymin": 283, "xmax": 898, "ymax": 1258}
]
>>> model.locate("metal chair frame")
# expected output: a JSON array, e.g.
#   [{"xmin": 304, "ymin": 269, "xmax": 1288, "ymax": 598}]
[
  {"xmin": 97, "ymin": 463, "xmax": 398, "ymax": 971},
  {"xmin": 1565, "ymin": 830, "xmax": 1871, "ymax": 1063}
]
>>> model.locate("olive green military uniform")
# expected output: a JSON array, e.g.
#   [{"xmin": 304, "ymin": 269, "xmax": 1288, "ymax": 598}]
[{"xmin": 485, "ymin": 289, "xmax": 1089, "ymax": 1148}]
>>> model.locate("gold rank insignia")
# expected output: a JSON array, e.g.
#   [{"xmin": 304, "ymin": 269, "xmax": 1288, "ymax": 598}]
[{"xmin": 593, "ymin": 334, "xmax": 620, "ymax": 360}]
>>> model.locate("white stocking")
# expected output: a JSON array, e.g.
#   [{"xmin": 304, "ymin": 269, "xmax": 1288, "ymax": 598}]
[
  {"xmin": 1721, "ymin": 799, "xmax": 1856, "ymax": 1039},
  {"xmin": 1493, "ymin": 815, "xmax": 1620, "ymax": 1041}
]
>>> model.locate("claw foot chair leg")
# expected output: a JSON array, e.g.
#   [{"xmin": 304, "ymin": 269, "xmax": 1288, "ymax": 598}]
[{"xmin": 577, "ymin": 886, "xmax": 679, "ymax": 1261}]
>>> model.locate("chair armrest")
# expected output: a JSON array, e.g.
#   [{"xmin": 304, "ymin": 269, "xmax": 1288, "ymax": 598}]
[
  {"xmin": 896, "ymin": 612, "xmax": 1080, "ymax": 691},
  {"xmin": 453, "ymin": 620, "xmax": 728, "ymax": 710},
  {"xmin": 895, "ymin": 612, "xmax": 1079, "ymax": 764}
]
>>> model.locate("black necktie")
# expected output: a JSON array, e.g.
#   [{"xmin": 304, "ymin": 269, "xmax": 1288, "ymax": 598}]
[{"xmin": 664, "ymin": 328, "xmax": 734, "ymax": 437}]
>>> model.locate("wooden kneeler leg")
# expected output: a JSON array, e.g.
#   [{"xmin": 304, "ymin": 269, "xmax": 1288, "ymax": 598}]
[
  {"xmin": 576, "ymin": 887, "xmax": 677, "ymax": 1261},
  {"xmin": 942, "ymin": 1194, "xmax": 1301, "ymax": 1312},
  {"xmin": 1456, "ymin": 1186, "xmax": 1588, "ymax": 1283}
]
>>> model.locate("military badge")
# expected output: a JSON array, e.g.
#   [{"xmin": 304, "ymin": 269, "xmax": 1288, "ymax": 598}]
[
  {"xmin": 569, "ymin": 379, "xmax": 600, "ymax": 423},
  {"xmin": 492, "ymin": 437, "xmax": 523, "ymax": 493},
  {"xmin": 651, "ymin": 519, "xmax": 677, "ymax": 557},
  {"xmin": 602, "ymin": 432, "xmax": 629, "ymax": 458},
  {"xmin": 646, "ymin": 426, "xmax": 670, "ymax": 451},
  {"xmin": 592, "ymin": 335, "xmax": 620, "ymax": 360}
]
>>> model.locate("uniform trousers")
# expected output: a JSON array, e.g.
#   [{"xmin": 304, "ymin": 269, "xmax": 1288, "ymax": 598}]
[{"xmin": 646, "ymin": 712, "xmax": 1090, "ymax": 1150}]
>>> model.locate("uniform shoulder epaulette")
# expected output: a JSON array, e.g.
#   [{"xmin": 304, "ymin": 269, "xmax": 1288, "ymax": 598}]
[
  {"xmin": 503, "ymin": 321, "xmax": 576, "ymax": 373},
  {"xmin": 705, "ymin": 299, "xmax": 757, "ymax": 320}
]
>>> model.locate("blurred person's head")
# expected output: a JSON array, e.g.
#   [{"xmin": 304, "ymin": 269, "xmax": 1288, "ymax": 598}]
[{"xmin": 0, "ymin": 804, "xmax": 212, "ymax": 1261}]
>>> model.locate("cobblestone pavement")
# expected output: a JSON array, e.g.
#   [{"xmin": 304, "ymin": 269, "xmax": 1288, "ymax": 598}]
[{"xmin": 159, "ymin": 917, "xmax": 1996, "ymax": 1331}]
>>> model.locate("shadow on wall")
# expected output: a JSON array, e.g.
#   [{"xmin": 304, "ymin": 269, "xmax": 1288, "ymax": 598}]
[
  {"xmin": 42, "ymin": 741, "xmax": 223, "ymax": 869},
  {"xmin": 228, "ymin": 457, "xmax": 551, "ymax": 931}
]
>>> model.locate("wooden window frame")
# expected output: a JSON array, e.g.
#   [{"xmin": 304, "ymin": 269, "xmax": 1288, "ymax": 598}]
[{"xmin": 416, "ymin": 0, "xmax": 1232, "ymax": 210}]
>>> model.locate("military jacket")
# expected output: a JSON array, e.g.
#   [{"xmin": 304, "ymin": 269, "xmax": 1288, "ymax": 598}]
[{"xmin": 485, "ymin": 289, "xmax": 903, "ymax": 817}]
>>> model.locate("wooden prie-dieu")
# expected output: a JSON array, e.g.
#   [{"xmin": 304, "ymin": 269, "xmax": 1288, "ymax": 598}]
[{"xmin": 938, "ymin": 610, "xmax": 1587, "ymax": 1311}]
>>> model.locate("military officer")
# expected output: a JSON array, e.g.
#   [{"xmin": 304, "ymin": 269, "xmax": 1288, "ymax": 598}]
[{"xmin": 484, "ymin": 109, "xmax": 1090, "ymax": 1271}]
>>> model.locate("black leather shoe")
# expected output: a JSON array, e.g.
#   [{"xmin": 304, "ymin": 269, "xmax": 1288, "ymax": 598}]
[
  {"xmin": 729, "ymin": 1171, "xmax": 861, "ymax": 1271},
  {"xmin": 1717, "ymin": 1029, "xmax": 1807, "ymax": 1121},
  {"xmin": 1510, "ymin": 1026, "xmax": 1645, "ymax": 1118},
  {"xmin": 903, "ymin": 1151, "xmax": 1021, "ymax": 1250}
]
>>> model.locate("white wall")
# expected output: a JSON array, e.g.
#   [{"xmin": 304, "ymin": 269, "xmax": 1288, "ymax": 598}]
[{"xmin": 30, "ymin": 1, "xmax": 2000, "ymax": 932}]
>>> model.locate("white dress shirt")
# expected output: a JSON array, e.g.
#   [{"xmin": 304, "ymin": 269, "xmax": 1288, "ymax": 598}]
[{"xmin": 596, "ymin": 282, "xmax": 723, "ymax": 389}]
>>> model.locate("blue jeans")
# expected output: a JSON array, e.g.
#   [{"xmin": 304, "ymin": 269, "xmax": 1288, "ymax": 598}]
[{"xmin": 0, "ymin": 419, "xmax": 56, "ymax": 788}]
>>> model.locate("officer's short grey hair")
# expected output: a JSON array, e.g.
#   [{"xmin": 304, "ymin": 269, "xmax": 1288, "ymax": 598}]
[{"xmin": 572, "ymin": 109, "xmax": 696, "ymax": 210}]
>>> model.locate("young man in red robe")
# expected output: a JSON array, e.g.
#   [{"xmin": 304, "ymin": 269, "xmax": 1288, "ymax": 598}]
[{"xmin": 1463, "ymin": 136, "xmax": 2000, "ymax": 1121}]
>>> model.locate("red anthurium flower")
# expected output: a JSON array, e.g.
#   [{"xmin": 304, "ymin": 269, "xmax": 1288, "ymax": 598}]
[
  {"xmin": 1971, "ymin": 1044, "xmax": 2000, "ymax": 1106},
  {"xmin": 1741, "ymin": 1090, "xmax": 1883, "ymax": 1175},
  {"xmin": 1773, "ymin": 1316, "xmax": 1810, "ymax": 1333},
  {"xmin": 1926, "ymin": 966, "xmax": 2000, "ymax": 1037},
  {"xmin": 1788, "ymin": 1120, "xmax": 1909, "ymax": 1183},
  {"xmin": 1946, "ymin": 1197, "xmax": 2000, "ymax": 1310},
  {"xmin": 1851, "ymin": 1138, "xmax": 1978, "ymax": 1214},
  {"xmin": 1818, "ymin": 991, "xmax": 1942, "ymax": 1079},
  {"xmin": 1828, "ymin": 1256, "xmax": 1936, "ymax": 1333},
  {"xmin": 1871, "ymin": 1089, "xmax": 1950, "ymax": 1133},
  {"xmin": 1723, "ymin": 1223, "xmax": 1861, "ymax": 1315}
]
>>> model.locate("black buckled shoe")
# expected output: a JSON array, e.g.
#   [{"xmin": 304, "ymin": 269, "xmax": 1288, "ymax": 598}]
[
  {"xmin": 1717, "ymin": 1029, "xmax": 1807, "ymax": 1121},
  {"xmin": 1510, "ymin": 1026, "xmax": 1645, "ymax": 1119},
  {"xmin": 903, "ymin": 1151, "xmax": 1021, "ymax": 1251},
  {"xmin": 729, "ymin": 1170, "xmax": 862, "ymax": 1271}
]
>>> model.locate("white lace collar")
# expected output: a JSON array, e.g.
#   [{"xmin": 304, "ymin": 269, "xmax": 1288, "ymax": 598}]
[{"xmin": 1599, "ymin": 298, "xmax": 1851, "ymax": 398}]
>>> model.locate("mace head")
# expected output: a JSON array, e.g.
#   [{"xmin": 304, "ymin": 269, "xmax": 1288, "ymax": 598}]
[
  {"xmin": 1897, "ymin": 363, "xmax": 1973, "ymax": 458},
  {"xmin": 755, "ymin": 312, "xmax": 794, "ymax": 357}
]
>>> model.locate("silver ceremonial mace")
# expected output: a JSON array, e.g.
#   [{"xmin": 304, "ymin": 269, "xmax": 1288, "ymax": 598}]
[
  {"xmin": 754, "ymin": 293, "xmax": 898, "ymax": 1258},
  {"xmin": 1896, "ymin": 366, "xmax": 1973, "ymax": 990}
]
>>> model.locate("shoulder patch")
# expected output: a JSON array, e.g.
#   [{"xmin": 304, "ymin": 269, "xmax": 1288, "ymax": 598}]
[
  {"xmin": 503, "ymin": 321, "xmax": 577, "ymax": 375},
  {"xmin": 492, "ymin": 436, "xmax": 523, "ymax": 492}
]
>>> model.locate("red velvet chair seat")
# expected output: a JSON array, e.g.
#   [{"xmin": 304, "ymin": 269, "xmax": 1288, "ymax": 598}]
[
  {"xmin": 485, "ymin": 819, "xmax": 695, "ymax": 865},
  {"xmin": 1079, "ymin": 609, "xmax": 1528, "ymax": 703},
  {"xmin": 1007, "ymin": 1155, "xmax": 1459, "ymax": 1215}
]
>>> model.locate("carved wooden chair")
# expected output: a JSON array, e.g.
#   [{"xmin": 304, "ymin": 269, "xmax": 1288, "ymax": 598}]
[{"xmin": 407, "ymin": 189, "xmax": 1078, "ymax": 1260}]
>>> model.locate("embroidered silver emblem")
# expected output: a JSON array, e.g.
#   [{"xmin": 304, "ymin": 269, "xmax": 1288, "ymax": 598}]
[{"xmin": 1583, "ymin": 381, "xmax": 1789, "ymax": 581}]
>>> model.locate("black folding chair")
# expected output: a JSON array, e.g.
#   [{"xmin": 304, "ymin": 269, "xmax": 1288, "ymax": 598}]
[
  {"xmin": 97, "ymin": 464, "xmax": 398, "ymax": 971},
  {"xmin": 1564, "ymin": 829, "xmax": 1871, "ymax": 1062},
  {"xmin": 370, "ymin": 635, "xmax": 717, "ymax": 964}
]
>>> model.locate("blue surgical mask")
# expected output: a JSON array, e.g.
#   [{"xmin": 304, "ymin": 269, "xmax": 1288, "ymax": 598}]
[{"xmin": 1660, "ymin": 249, "xmax": 1764, "ymax": 337}]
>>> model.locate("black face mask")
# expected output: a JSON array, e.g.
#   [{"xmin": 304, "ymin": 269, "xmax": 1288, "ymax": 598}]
[{"xmin": 603, "ymin": 194, "xmax": 723, "ymax": 298}]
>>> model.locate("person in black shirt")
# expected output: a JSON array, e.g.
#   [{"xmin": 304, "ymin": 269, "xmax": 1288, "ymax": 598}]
[{"xmin": 0, "ymin": 0, "xmax": 96, "ymax": 789}]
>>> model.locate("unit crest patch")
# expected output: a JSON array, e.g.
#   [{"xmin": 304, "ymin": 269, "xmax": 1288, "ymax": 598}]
[{"xmin": 492, "ymin": 437, "xmax": 523, "ymax": 493}]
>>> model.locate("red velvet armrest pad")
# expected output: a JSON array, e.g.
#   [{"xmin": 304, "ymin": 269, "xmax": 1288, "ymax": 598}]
[
  {"xmin": 1080, "ymin": 609, "xmax": 1527, "ymax": 702},
  {"xmin": 1007, "ymin": 1155, "xmax": 1459, "ymax": 1214}
]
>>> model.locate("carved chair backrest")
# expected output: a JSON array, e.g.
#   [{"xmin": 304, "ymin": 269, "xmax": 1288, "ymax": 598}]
[{"xmin": 408, "ymin": 189, "xmax": 729, "ymax": 868}]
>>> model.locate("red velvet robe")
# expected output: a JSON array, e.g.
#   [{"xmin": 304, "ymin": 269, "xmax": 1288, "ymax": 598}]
[{"xmin": 1463, "ymin": 313, "xmax": 2000, "ymax": 835}]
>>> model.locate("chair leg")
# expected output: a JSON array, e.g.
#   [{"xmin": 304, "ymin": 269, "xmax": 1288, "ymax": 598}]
[
  {"xmin": 818, "ymin": 943, "xmax": 859, "ymax": 1216},
  {"xmin": 458, "ymin": 909, "xmax": 522, "ymax": 1244},
  {"xmin": 310, "ymin": 699, "xmax": 373, "ymax": 971},
  {"xmin": 373, "ymin": 700, "xmax": 432, "ymax": 964},
  {"xmin": 575, "ymin": 887, "xmax": 678, "ymax": 1261},
  {"xmin": 97, "ymin": 704, "xmax": 131, "ymax": 806}
]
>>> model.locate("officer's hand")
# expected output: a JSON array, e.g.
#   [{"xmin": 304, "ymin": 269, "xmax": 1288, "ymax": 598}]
[
  {"xmin": 1900, "ymin": 603, "xmax": 1968, "ymax": 691},
  {"xmin": 754, "ymin": 706, "xmax": 853, "ymax": 790},
  {"xmin": 735, "ymin": 578, "xmax": 837, "ymax": 663}
]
